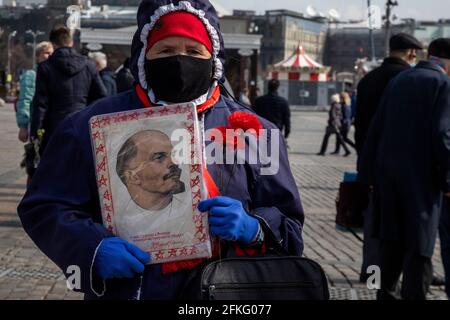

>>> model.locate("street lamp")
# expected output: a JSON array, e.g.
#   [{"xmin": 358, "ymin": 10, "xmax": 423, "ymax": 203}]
[
  {"xmin": 6, "ymin": 30, "xmax": 17, "ymax": 95},
  {"xmin": 7, "ymin": 30, "xmax": 17, "ymax": 79},
  {"xmin": 367, "ymin": 0, "xmax": 376, "ymax": 62},
  {"xmin": 384, "ymin": 0, "xmax": 399, "ymax": 57},
  {"xmin": 26, "ymin": 30, "xmax": 45, "ymax": 67}
]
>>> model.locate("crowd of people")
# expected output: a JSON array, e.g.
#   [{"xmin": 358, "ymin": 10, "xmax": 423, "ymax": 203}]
[
  {"xmin": 8, "ymin": 0, "xmax": 450, "ymax": 301},
  {"xmin": 14, "ymin": 26, "xmax": 135, "ymax": 183}
]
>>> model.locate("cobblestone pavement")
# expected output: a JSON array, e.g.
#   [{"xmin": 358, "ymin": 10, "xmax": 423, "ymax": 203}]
[{"xmin": 0, "ymin": 104, "xmax": 447, "ymax": 300}]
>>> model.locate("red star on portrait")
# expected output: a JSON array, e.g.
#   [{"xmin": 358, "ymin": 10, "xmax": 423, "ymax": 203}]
[
  {"xmin": 101, "ymin": 117, "xmax": 111, "ymax": 127},
  {"xmin": 103, "ymin": 190, "xmax": 112, "ymax": 201},
  {"xmin": 128, "ymin": 112, "xmax": 139, "ymax": 121},
  {"xmin": 98, "ymin": 176, "xmax": 108, "ymax": 188},
  {"xmin": 189, "ymin": 246, "xmax": 197, "ymax": 255},
  {"xmin": 193, "ymin": 190, "xmax": 201, "ymax": 202},
  {"xmin": 175, "ymin": 106, "xmax": 183, "ymax": 114},
  {"xmin": 160, "ymin": 107, "xmax": 170, "ymax": 116},
  {"xmin": 196, "ymin": 224, "xmax": 204, "ymax": 235},
  {"xmin": 144, "ymin": 110, "xmax": 155, "ymax": 117},
  {"xmin": 96, "ymin": 144, "xmax": 105, "ymax": 155},
  {"xmin": 113, "ymin": 114, "xmax": 122, "ymax": 123},
  {"xmin": 193, "ymin": 214, "xmax": 202, "ymax": 224},
  {"xmin": 198, "ymin": 234, "xmax": 207, "ymax": 243},
  {"xmin": 106, "ymin": 214, "xmax": 112, "ymax": 222},
  {"xmin": 190, "ymin": 176, "xmax": 200, "ymax": 188},
  {"xmin": 155, "ymin": 251, "xmax": 165, "ymax": 260},
  {"xmin": 91, "ymin": 118, "xmax": 102, "ymax": 129},
  {"xmin": 97, "ymin": 157, "xmax": 106, "ymax": 173},
  {"xmin": 180, "ymin": 247, "xmax": 189, "ymax": 256},
  {"xmin": 168, "ymin": 249, "xmax": 178, "ymax": 257},
  {"xmin": 104, "ymin": 204, "xmax": 112, "ymax": 212},
  {"xmin": 92, "ymin": 131, "xmax": 101, "ymax": 141}
]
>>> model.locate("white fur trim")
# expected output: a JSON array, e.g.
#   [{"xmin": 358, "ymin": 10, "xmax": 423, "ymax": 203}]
[{"xmin": 137, "ymin": 1, "xmax": 223, "ymax": 104}]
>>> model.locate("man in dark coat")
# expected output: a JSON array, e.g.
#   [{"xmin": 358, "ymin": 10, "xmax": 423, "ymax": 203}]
[
  {"xmin": 359, "ymin": 38, "xmax": 450, "ymax": 300},
  {"xmin": 440, "ymin": 197, "xmax": 450, "ymax": 298},
  {"xmin": 355, "ymin": 33, "xmax": 423, "ymax": 282},
  {"xmin": 253, "ymin": 79, "xmax": 291, "ymax": 139},
  {"xmin": 17, "ymin": 0, "xmax": 304, "ymax": 300},
  {"xmin": 355, "ymin": 33, "xmax": 423, "ymax": 155},
  {"xmin": 31, "ymin": 25, "xmax": 107, "ymax": 153}
]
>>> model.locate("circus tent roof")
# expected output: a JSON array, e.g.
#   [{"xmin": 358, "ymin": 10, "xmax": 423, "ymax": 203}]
[{"xmin": 274, "ymin": 45, "xmax": 324, "ymax": 69}]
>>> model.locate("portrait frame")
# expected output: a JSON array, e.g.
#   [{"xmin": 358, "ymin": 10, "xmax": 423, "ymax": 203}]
[{"xmin": 89, "ymin": 103, "xmax": 211, "ymax": 264}]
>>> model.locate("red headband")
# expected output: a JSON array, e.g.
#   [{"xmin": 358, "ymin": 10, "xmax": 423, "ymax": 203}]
[{"xmin": 146, "ymin": 11, "xmax": 213, "ymax": 54}]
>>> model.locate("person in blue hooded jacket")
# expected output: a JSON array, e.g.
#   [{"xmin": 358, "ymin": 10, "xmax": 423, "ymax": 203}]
[{"xmin": 18, "ymin": 0, "xmax": 304, "ymax": 300}]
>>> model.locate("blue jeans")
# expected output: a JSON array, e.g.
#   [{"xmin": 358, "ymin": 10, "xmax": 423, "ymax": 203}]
[{"xmin": 440, "ymin": 198, "xmax": 450, "ymax": 298}]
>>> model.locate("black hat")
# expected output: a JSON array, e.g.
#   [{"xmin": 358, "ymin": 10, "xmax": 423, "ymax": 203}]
[
  {"xmin": 428, "ymin": 38, "xmax": 450, "ymax": 59},
  {"xmin": 389, "ymin": 33, "xmax": 424, "ymax": 51}
]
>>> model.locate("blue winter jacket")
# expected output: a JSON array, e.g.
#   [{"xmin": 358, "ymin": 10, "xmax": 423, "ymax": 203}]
[{"xmin": 16, "ymin": 69, "xmax": 36, "ymax": 129}]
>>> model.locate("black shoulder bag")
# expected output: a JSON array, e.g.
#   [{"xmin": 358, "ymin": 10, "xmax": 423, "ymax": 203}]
[{"xmin": 178, "ymin": 223, "xmax": 330, "ymax": 300}]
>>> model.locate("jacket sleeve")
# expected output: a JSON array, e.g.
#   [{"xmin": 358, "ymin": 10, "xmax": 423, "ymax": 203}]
[
  {"xmin": 16, "ymin": 70, "xmax": 36, "ymax": 129},
  {"xmin": 88, "ymin": 64, "xmax": 107, "ymax": 104},
  {"xmin": 17, "ymin": 116, "xmax": 110, "ymax": 296},
  {"xmin": 432, "ymin": 80, "xmax": 450, "ymax": 193},
  {"xmin": 249, "ymin": 128, "xmax": 304, "ymax": 256},
  {"xmin": 354, "ymin": 81, "xmax": 366, "ymax": 153},
  {"xmin": 357, "ymin": 89, "xmax": 387, "ymax": 184},
  {"xmin": 105, "ymin": 76, "xmax": 118, "ymax": 97},
  {"xmin": 30, "ymin": 64, "xmax": 49, "ymax": 138}
]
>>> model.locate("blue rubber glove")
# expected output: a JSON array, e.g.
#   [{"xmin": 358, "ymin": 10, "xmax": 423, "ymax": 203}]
[
  {"xmin": 198, "ymin": 196, "xmax": 259, "ymax": 245},
  {"xmin": 94, "ymin": 237, "xmax": 151, "ymax": 280}
]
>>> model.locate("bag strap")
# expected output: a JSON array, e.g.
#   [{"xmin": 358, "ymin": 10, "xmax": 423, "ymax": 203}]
[{"xmin": 220, "ymin": 216, "xmax": 289, "ymax": 259}]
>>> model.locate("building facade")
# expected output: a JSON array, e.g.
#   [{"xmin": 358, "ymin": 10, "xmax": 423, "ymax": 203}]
[
  {"xmin": 257, "ymin": 10, "xmax": 328, "ymax": 70},
  {"xmin": 324, "ymin": 22, "xmax": 415, "ymax": 74}
]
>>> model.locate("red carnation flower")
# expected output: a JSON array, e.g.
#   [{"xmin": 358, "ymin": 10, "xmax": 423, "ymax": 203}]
[
  {"xmin": 211, "ymin": 112, "xmax": 262, "ymax": 151},
  {"xmin": 228, "ymin": 112, "xmax": 263, "ymax": 137},
  {"xmin": 210, "ymin": 126, "xmax": 245, "ymax": 150}
]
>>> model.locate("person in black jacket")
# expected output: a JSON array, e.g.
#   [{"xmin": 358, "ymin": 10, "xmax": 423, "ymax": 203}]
[
  {"xmin": 253, "ymin": 79, "xmax": 290, "ymax": 139},
  {"xmin": 358, "ymin": 38, "xmax": 450, "ymax": 300},
  {"xmin": 89, "ymin": 51, "xmax": 117, "ymax": 97},
  {"xmin": 355, "ymin": 33, "xmax": 423, "ymax": 156},
  {"xmin": 31, "ymin": 25, "xmax": 107, "ymax": 153},
  {"xmin": 355, "ymin": 33, "xmax": 423, "ymax": 283}
]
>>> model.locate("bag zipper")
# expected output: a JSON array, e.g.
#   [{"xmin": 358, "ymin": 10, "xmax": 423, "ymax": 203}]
[{"xmin": 208, "ymin": 281, "xmax": 315, "ymax": 299}]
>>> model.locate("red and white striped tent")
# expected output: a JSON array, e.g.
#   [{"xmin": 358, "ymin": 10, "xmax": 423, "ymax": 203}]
[{"xmin": 268, "ymin": 45, "xmax": 330, "ymax": 82}]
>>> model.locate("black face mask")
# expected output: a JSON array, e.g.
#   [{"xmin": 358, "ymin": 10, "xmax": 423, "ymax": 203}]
[{"xmin": 144, "ymin": 55, "xmax": 213, "ymax": 103}]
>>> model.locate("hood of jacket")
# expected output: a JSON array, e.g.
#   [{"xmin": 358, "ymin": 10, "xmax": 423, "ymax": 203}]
[
  {"xmin": 49, "ymin": 47, "xmax": 89, "ymax": 76},
  {"xmin": 130, "ymin": 0, "xmax": 225, "ymax": 95}
]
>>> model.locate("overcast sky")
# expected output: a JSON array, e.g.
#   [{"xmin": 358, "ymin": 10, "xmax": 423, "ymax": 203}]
[{"xmin": 220, "ymin": 0, "xmax": 449, "ymax": 21}]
